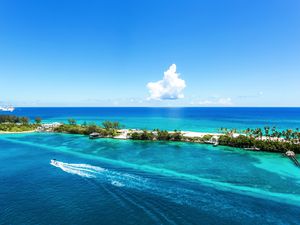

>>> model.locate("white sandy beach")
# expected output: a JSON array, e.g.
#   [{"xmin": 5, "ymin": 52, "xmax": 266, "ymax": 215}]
[
  {"xmin": 113, "ymin": 129, "xmax": 223, "ymax": 140},
  {"xmin": 0, "ymin": 130, "xmax": 36, "ymax": 134}
]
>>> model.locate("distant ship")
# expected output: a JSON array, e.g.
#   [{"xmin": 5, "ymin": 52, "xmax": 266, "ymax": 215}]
[{"xmin": 0, "ymin": 106, "xmax": 15, "ymax": 112}]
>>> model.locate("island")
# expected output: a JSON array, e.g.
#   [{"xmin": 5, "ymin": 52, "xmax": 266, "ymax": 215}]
[{"xmin": 1, "ymin": 115, "xmax": 300, "ymax": 158}]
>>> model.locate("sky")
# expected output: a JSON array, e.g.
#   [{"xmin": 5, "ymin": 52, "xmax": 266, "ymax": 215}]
[{"xmin": 0, "ymin": 0, "xmax": 299, "ymax": 107}]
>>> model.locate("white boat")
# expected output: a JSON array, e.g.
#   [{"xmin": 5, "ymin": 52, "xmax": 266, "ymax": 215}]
[
  {"xmin": 50, "ymin": 159, "xmax": 58, "ymax": 166},
  {"xmin": 0, "ymin": 106, "xmax": 15, "ymax": 112}
]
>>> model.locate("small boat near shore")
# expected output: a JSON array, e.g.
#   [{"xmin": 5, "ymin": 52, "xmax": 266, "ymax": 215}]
[
  {"xmin": 244, "ymin": 147, "xmax": 260, "ymax": 151},
  {"xmin": 89, "ymin": 132, "xmax": 100, "ymax": 139},
  {"xmin": 284, "ymin": 151, "xmax": 300, "ymax": 167}
]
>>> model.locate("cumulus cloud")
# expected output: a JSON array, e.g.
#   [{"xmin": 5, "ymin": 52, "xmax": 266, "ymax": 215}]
[
  {"xmin": 198, "ymin": 100, "xmax": 213, "ymax": 105},
  {"xmin": 218, "ymin": 97, "xmax": 232, "ymax": 105},
  {"xmin": 147, "ymin": 64, "xmax": 186, "ymax": 100},
  {"xmin": 238, "ymin": 91, "xmax": 264, "ymax": 99},
  {"xmin": 198, "ymin": 97, "xmax": 233, "ymax": 106}
]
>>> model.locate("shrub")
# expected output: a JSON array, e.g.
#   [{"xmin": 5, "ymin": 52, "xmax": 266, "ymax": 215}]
[
  {"xmin": 157, "ymin": 130, "xmax": 171, "ymax": 141},
  {"xmin": 201, "ymin": 134, "xmax": 213, "ymax": 142},
  {"xmin": 171, "ymin": 131, "xmax": 183, "ymax": 141}
]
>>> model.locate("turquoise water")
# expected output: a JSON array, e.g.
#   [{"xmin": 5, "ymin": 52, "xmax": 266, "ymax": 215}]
[
  {"xmin": 1, "ymin": 107, "xmax": 300, "ymax": 224},
  {"xmin": 8, "ymin": 107, "xmax": 300, "ymax": 132},
  {"xmin": 1, "ymin": 132, "xmax": 300, "ymax": 224}
]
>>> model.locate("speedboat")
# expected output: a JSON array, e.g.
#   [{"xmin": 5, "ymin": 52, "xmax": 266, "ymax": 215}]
[{"xmin": 51, "ymin": 159, "xmax": 58, "ymax": 166}]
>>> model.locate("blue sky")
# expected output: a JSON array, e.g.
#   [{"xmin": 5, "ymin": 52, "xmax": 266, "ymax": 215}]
[{"xmin": 0, "ymin": 0, "xmax": 299, "ymax": 106}]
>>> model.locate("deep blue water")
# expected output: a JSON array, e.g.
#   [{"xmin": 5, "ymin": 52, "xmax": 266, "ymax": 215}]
[{"xmin": 1, "ymin": 108, "xmax": 300, "ymax": 224}]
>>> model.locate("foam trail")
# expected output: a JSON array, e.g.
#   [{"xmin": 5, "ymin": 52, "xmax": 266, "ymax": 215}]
[
  {"xmin": 49, "ymin": 160, "xmax": 202, "ymax": 207},
  {"xmin": 50, "ymin": 160, "xmax": 105, "ymax": 178},
  {"xmin": 111, "ymin": 180, "xmax": 125, "ymax": 187},
  {"xmin": 3, "ymin": 138, "xmax": 299, "ymax": 207},
  {"xmin": 6, "ymin": 137, "xmax": 298, "ymax": 206},
  {"xmin": 48, "ymin": 158, "xmax": 300, "ymax": 207},
  {"xmin": 50, "ymin": 160, "xmax": 147, "ymax": 189}
]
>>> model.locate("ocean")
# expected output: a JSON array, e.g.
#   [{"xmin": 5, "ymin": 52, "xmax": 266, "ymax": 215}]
[
  {"xmin": 1, "ymin": 107, "xmax": 300, "ymax": 224},
  {"xmin": 6, "ymin": 107, "xmax": 300, "ymax": 132}
]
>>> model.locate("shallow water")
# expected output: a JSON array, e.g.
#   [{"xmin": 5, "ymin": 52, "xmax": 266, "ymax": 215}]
[
  {"xmin": 1, "ymin": 133, "xmax": 300, "ymax": 224},
  {"xmin": 7, "ymin": 107, "xmax": 300, "ymax": 132}
]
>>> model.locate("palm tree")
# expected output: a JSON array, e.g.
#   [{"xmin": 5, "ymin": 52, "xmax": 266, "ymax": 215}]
[
  {"xmin": 258, "ymin": 128, "xmax": 263, "ymax": 139},
  {"xmin": 253, "ymin": 128, "xmax": 262, "ymax": 139},
  {"xmin": 284, "ymin": 129, "xmax": 293, "ymax": 141},
  {"xmin": 20, "ymin": 117, "xmax": 29, "ymax": 125},
  {"xmin": 264, "ymin": 126, "xmax": 270, "ymax": 139},
  {"xmin": 296, "ymin": 129, "xmax": 300, "ymax": 144},
  {"xmin": 276, "ymin": 130, "xmax": 282, "ymax": 139},
  {"xmin": 34, "ymin": 117, "xmax": 42, "ymax": 124},
  {"xmin": 219, "ymin": 127, "xmax": 228, "ymax": 134},
  {"xmin": 68, "ymin": 118, "xmax": 76, "ymax": 125},
  {"xmin": 245, "ymin": 128, "xmax": 251, "ymax": 136},
  {"xmin": 291, "ymin": 129, "xmax": 299, "ymax": 144},
  {"xmin": 271, "ymin": 126, "xmax": 277, "ymax": 138}
]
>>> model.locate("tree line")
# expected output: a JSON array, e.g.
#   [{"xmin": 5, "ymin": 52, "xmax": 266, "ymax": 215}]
[
  {"xmin": 54, "ymin": 119, "xmax": 122, "ymax": 137},
  {"xmin": 219, "ymin": 126, "xmax": 300, "ymax": 143},
  {"xmin": 0, "ymin": 115, "xmax": 42, "ymax": 124},
  {"xmin": 0, "ymin": 115, "xmax": 42, "ymax": 132}
]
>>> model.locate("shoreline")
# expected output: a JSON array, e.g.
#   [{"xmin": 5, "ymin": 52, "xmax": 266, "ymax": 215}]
[
  {"xmin": 0, "ymin": 130, "xmax": 36, "ymax": 134},
  {"xmin": 1, "ymin": 120, "xmax": 299, "ymax": 158},
  {"xmin": 0, "ymin": 126, "xmax": 226, "ymax": 140},
  {"xmin": 113, "ymin": 129, "xmax": 223, "ymax": 139}
]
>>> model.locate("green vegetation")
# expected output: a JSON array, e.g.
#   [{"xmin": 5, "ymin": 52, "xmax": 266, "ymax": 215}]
[
  {"xmin": 201, "ymin": 134, "xmax": 213, "ymax": 142},
  {"xmin": 34, "ymin": 117, "xmax": 42, "ymax": 124},
  {"xmin": 128, "ymin": 127, "xmax": 300, "ymax": 154},
  {"xmin": 129, "ymin": 130, "xmax": 215, "ymax": 143},
  {"xmin": 54, "ymin": 124, "xmax": 102, "ymax": 135},
  {"xmin": 219, "ymin": 126, "xmax": 300, "ymax": 142},
  {"xmin": 102, "ymin": 121, "xmax": 121, "ymax": 130},
  {"xmin": 130, "ymin": 129, "xmax": 184, "ymax": 142},
  {"xmin": 0, "ymin": 115, "xmax": 38, "ymax": 132},
  {"xmin": 172, "ymin": 130, "xmax": 184, "ymax": 141},
  {"xmin": 2, "ymin": 114, "xmax": 299, "ymax": 155},
  {"xmin": 218, "ymin": 135, "xmax": 300, "ymax": 153},
  {"xmin": 157, "ymin": 130, "xmax": 171, "ymax": 141},
  {"xmin": 54, "ymin": 119, "xmax": 121, "ymax": 137},
  {"xmin": 218, "ymin": 126, "xmax": 300, "ymax": 153},
  {"xmin": 130, "ymin": 130, "xmax": 155, "ymax": 140},
  {"xmin": 0, "ymin": 115, "xmax": 29, "ymax": 124},
  {"xmin": 68, "ymin": 118, "xmax": 77, "ymax": 125}
]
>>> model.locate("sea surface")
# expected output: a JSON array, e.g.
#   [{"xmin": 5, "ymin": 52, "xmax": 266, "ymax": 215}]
[
  {"xmin": 6, "ymin": 107, "xmax": 300, "ymax": 132},
  {"xmin": 1, "ymin": 107, "xmax": 300, "ymax": 224}
]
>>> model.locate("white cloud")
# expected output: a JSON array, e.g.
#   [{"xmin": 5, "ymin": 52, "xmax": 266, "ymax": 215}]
[
  {"xmin": 218, "ymin": 97, "xmax": 232, "ymax": 105},
  {"xmin": 238, "ymin": 91, "xmax": 264, "ymax": 99},
  {"xmin": 198, "ymin": 100, "xmax": 213, "ymax": 105},
  {"xmin": 147, "ymin": 64, "xmax": 186, "ymax": 100},
  {"xmin": 198, "ymin": 97, "xmax": 233, "ymax": 106}
]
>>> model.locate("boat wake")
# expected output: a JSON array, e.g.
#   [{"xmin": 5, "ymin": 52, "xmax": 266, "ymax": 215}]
[
  {"xmin": 50, "ymin": 160, "xmax": 207, "ymax": 208},
  {"xmin": 50, "ymin": 160, "xmax": 148, "ymax": 188},
  {"xmin": 50, "ymin": 159, "xmax": 300, "ymax": 210},
  {"xmin": 50, "ymin": 160, "xmax": 106, "ymax": 178}
]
